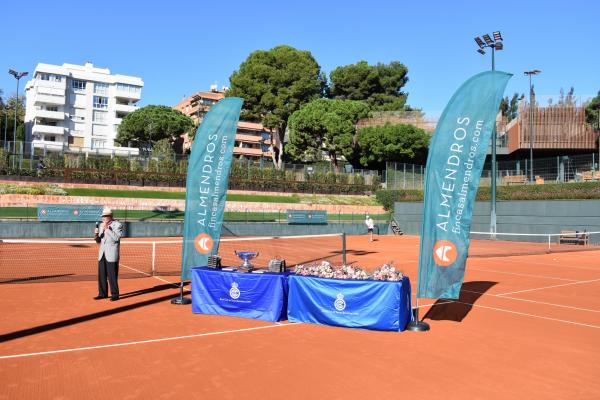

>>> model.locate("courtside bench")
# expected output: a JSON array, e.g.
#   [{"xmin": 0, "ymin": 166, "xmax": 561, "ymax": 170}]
[
  {"xmin": 503, "ymin": 175, "xmax": 527, "ymax": 185},
  {"xmin": 582, "ymin": 171, "xmax": 600, "ymax": 181},
  {"xmin": 559, "ymin": 230, "xmax": 589, "ymax": 245}
]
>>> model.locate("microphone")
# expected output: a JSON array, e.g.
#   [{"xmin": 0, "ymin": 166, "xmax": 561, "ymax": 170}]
[{"xmin": 95, "ymin": 222, "xmax": 100, "ymax": 228}]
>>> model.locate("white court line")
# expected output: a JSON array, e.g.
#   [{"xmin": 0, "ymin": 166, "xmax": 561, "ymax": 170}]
[
  {"xmin": 0, "ymin": 323, "xmax": 295, "ymax": 360},
  {"xmin": 497, "ymin": 278, "xmax": 600, "ymax": 296},
  {"xmin": 441, "ymin": 300, "xmax": 600, "ymax": 329},
  {"xmin": 460, "ymin": 289, "xmax": 600, "ymax": 313},
  {"xmin": 467, "ymin": 267, "xmax": 579, "ymax": 282},
  {"xmin": 499, "ymin": 259, "xmax": 600, "ymax": 272},
  {"xmin": 119, "ymin": 263, "xmax": 179, "ymax": 287}
]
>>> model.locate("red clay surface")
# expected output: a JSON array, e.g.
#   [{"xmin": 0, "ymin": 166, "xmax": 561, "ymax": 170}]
[{"xmin": 1, "ymin": 235, "xmax": 599, "ymax": 400}]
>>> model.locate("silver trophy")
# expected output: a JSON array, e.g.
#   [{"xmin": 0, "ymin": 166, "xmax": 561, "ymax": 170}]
[{"xmin": 234, "ymin": 251, "xmax": 259, "ymax": 271}]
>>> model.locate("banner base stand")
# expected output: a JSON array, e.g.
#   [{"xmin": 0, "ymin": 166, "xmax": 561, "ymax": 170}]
[
  {"xmin": 407, "ymin": 304, "xmax": 430, "ymax": 332},
  {"xmin": 406, "ymin": 320, "xmax": 430, "ymax": 331},
  {"xmin": 171, "ymin": 282, "xmax": 191, "ymax": 305}
]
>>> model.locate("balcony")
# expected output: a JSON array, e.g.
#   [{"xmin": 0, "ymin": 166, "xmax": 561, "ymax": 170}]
[
  {"xmin": 34, "ymin": 79, "xmax": 66, "ymax": 91},
  {"xmin": 32, "ymin": 124, "xmax": 66, "ymax": 136},
  {"xmin": 34, "ymin": 93, "xmax": 65, "ymax": 106},
  {"xmin": 114, "ymin": 103, "xmax": 137, "ymax": 113},
  {"xmin": 34, "ymin": 109, "xmax": 66, "ymax": 120},
  {"xmin": 233, "ymin": 147, "xmax": 270, "ymax": 157},
  {"xmin": 115, "ymin": 88, "xmax": 141, "ymax": 101},
  {"xmin": 31, "ymin": 139, "xmax": 66, "ymax": 151}
]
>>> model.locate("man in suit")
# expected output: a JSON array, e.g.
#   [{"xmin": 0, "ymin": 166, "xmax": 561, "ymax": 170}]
[{"xmin": 94, "ymin": 207, "xmax": 123, "ymax": 301}]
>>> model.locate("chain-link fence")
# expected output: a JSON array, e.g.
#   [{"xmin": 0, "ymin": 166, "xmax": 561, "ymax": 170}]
[{"xmin": 386, "ymin": 153, "xmax": 600, "ymax": 190}]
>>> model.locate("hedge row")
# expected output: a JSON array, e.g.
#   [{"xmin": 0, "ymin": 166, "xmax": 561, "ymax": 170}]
[
  {"xmin": 2, "ymin": 168, "xmax": 377, "ymax": 195},
  {"xmin": 376, "ymin": 181, "xmax": 600, "ymax": 211}
]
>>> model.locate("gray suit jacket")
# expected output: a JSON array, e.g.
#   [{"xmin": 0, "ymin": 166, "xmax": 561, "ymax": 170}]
[{"xmin": 96, "ymin": 220, "xmax": 123, "ymax": 262}]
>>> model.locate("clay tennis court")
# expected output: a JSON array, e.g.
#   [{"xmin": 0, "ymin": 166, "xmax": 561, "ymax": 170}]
[{"xmin": 1, "ymin": 235, "xmax": 599, "ymax": 399}]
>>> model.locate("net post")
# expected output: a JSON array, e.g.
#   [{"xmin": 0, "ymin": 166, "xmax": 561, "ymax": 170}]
[
  {"xmin": 548, "ymin": 234, "xmax": 551, "ymax": 252},
  {"xmin": 151, "ymin": 242, "xmax": 156, "ymax": 276},
  {"xmin": 342, "ymin": 232, "xmax": 346, "ymax": 265}
]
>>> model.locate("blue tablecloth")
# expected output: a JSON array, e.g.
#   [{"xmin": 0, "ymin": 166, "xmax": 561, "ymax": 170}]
[
  {"xmin": 288, "ymin": 275, "xmax": 412, "ymax": 331},
  {"xmin": 191, "ymin": 267, "xmax": 289, "ymax": 322}
]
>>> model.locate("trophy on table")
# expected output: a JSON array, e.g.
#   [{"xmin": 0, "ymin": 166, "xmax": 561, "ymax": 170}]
[{"xmin": 234, "ymin": 251, "xmax": 259, "ymax": 272}]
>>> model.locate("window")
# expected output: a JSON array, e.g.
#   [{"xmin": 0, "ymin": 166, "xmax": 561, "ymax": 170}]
[
  {"xmin": 93, "ymin": 96, "xmax": 108, "ymax": 109},
  {"xmin": 92, "ymin": 139, "xmax": 106, "ymax": 149},
  {"xmin": 72, "ymin": 80, "xmax": 86, "ymax": 91},
  {"xmin": 39, "ymin": 73, "xmax": 50, "ymax": 81},
  {"xmin": 94, "ymin": 82, "xmax": 108, "ymax": 95},
  {"xmin": 93, "ymin": 110, "xmax": 107, "ymax": 123},
  {"xmin": 51, "ymin": 75, "xmax": 62, "ymax": 82},
  {"xmin": 116, "ymin": 83, "xmax": 141, "ymax": 95},
  {"xmin": 92, "ymin": 124, "xmax": 109, "ymax": 136},
  {"xmin": 46, "ymin": 106, "xmax": 58, "ymax": 112}
]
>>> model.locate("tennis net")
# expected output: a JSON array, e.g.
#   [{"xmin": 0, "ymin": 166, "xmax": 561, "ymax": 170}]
[
  {"xmin": 0, "ymin": 233, "xmax": 346, "ymax": 283},
  {"xmin": 468, "ymin": 231, "xmax": 600, "ymax": 258}
]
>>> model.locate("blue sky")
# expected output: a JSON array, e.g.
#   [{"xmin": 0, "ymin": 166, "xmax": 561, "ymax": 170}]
[{"xmin": 2, "ymin": 0, "xmax": 598, "ymax": 118}]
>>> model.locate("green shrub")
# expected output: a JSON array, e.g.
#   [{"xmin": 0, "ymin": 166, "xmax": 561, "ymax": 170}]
[{"xmin": 376, "ymin": 181, "xmax": 600, "ymax": 211}]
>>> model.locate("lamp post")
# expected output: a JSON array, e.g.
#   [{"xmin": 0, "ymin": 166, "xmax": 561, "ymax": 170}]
[
  {"xmin": 8, "ymin": 69, "xmax": 28, "ymax": 154},
  {"xmin": 524, "ymin": 70, "xmax": 541, "ymax": 183},
  {"xmin": 3, "ymin": 111, "xmax": 8, "ymax": 149},
  {"xmin": 474, "ymin": 31, "xmax": 503, "ymax": 236}
]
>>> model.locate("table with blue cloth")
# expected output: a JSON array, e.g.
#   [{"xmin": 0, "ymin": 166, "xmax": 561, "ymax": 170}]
[
  {"xmin": 288, "ymin": 275, "xmax": 413, "ymax": 331},
  {"xmin": 191, "ymin": 267, "xmax": 289, "ymax": 322}
]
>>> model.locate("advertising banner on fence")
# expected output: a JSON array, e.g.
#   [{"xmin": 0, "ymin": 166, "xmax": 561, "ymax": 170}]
[
  {"xmin": 180, "ymin": 97, "xmax": 243, "ymax": 280},
  {"xmin": 417, "ymin": 71, "xmax": 511, "ymax": 299},
  {"xmin": 37, "ymin": 204, "xmax": 103, "ymax": 221}
]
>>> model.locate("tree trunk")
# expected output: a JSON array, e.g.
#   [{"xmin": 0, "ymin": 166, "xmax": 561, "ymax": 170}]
[
  {"xmin": 331, "ymin": 152, "xmax": 339, "ymax": 173},
  {"xmin": 269, "ymin": 128, "xmax": 284, "ymax": 170}
]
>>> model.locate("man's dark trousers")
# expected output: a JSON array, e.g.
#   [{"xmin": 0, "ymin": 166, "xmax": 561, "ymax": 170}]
[{"xmin": 98, "ymin": 255, "xmax": 119, "ymax": 298}]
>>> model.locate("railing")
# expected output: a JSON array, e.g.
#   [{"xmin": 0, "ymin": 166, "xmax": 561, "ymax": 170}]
[{"xmin": 0, "ymin": 205, "xmax": 391, "ymax": 224}]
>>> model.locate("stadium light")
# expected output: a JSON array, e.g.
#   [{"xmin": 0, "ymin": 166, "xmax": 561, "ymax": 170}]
[
  {"xmin": 474, "ymin": 31, "xmax": 504, "ymax": 236},
  {"xmin": 524, "ymin": 69, "xmax": 542, "ymax": 183},
  {"xmin": 7, "ymin": 69, "xmax": 28, "ymax": 158}
]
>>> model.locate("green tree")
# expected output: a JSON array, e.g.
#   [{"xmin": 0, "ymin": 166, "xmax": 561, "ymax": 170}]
[
  {"xmin": 150, "ymin": 138, "xmax": 176, "ymax": 160},
  {"xmin": 115, "ymin": 105, "xmax": 194, "ymax": 150},
  {"xmin": 329, "ymin": 61, "xmax": 409, "ymax": 111},
  {"xmin": 287, "ymin": 99, "xmax": 370, "ymax": 169},
  {"xmin": 1, "ymin": 95, "xmax": 26, "ymax": 143},
  {"xmin": 227, "ymin": 45, "xmax": 326, "ymax": 168},
  {"xmin": 500, "ymin": 93, "xmax": 522, "ymax": 121},
  {"xmin": 356, "ymin": 123, "xmax": 430, "ymax": 168},
  {"xmin": 585, "ymin": 90, "xmax": 600, "ymax": 130}
]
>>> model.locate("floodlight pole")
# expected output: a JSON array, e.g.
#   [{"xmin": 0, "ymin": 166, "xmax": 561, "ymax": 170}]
[
  {"xmin": 3, "ymin": 112, "xmax": 7, "ymax": 149},
  {"xmin": 490, "ymin": 46, "xmax": 497, "ymax": 237},
  {"xmin": 8, "ymin": 69, "xmax": 28, "ymax": 162},
  {"xmin": 524, "ymin": 70, "xmax": 541, "ymax": 184},
  {"xmin": 529, "ymin": 74, "xmax": 534, "ymax": 183}
]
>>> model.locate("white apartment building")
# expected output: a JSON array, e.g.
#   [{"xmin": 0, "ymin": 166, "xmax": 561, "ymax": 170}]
[{"xmin": 24, "ymin": 62, "xmax": 143, "ymax": 156}]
